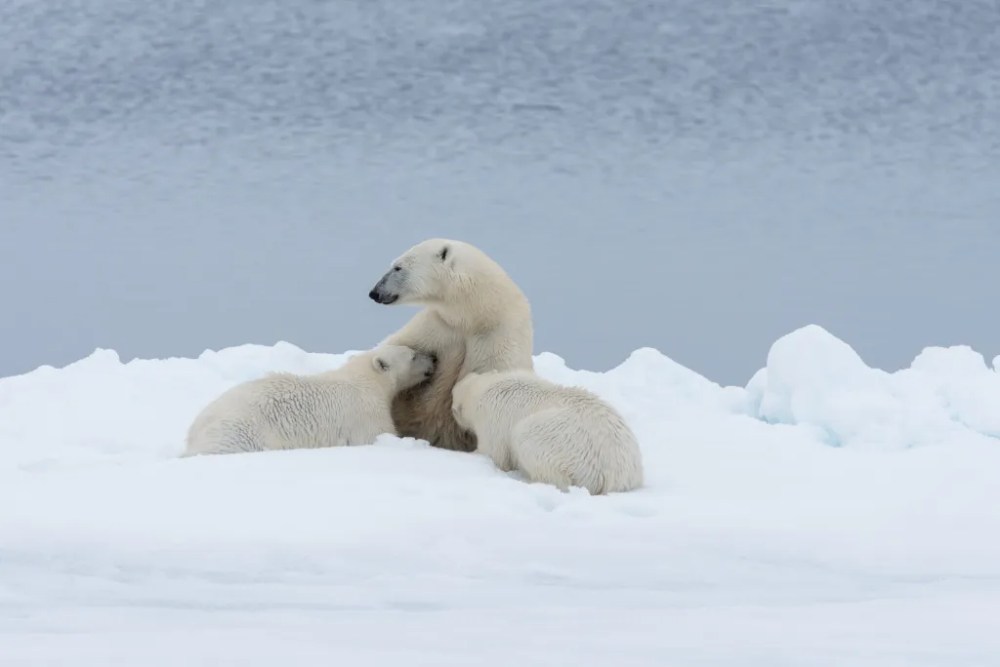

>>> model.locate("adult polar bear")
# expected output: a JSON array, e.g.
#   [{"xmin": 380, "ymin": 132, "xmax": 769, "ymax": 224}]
[{"xmin": 368, "ymin": 238, "xmax": 534, "ymax": 452}]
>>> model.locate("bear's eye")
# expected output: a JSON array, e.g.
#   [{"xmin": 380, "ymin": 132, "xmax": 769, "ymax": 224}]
[
  {"xmin": 438, "ymin": 246, "xmax": 449, "ymax": 261},
  {"xmin": 393, "ymin": 265, "xmax": 402, "ymax": 272}
]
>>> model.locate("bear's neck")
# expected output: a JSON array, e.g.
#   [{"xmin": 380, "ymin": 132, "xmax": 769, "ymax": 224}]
[
  {"xmin": 427, "ymin": 265, "xmax": 529, "ymax": 335},
  {"xmin": 436, "ymin": 304, "xmax": 499, "ymax": 334},
  {"xmin": 435, "ymin": 288, "xmax": 521, "ymax": 335}
]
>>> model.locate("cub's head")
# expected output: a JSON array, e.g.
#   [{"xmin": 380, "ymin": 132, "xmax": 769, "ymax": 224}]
[
  {"xmin": 450, "ymin": 371, "xmax": 496, "ymax": 430},
  {"xmin": 370, "ymin": 345, "xmax": 436, "ymax": 390},
  {"xmin": 368, "ymin": 238, "xmax": 483, "ymax": 307}
]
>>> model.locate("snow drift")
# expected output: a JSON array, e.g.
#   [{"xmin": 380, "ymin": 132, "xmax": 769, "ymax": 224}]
[{"xmin": 2, "ymin": 324, "xmax": 999, "ymax": 665}]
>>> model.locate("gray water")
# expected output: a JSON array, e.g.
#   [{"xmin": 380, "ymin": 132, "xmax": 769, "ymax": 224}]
[{"xmin": 2, "ymin": 0, "xmax": 999, "ymax": 385}]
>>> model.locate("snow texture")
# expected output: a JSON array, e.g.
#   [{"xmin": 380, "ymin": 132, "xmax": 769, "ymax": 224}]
[{"xmin": 3, "ymin": 326, "xmax": 1000, "ymax": 665}]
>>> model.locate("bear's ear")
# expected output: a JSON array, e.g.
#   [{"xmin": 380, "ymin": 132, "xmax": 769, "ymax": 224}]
[
  {"xmin": 372, "ymin": 355, "xmax": 390, "ymax": 373},
  {"xmin": 437, "ymin": 245, "xmax": 449, "ymax": 262}
]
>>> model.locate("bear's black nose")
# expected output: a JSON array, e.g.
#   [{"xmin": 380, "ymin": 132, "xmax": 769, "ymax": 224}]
[{"xmin": 368, "ymin": 289, "xmax": 379, "ymax": 302}]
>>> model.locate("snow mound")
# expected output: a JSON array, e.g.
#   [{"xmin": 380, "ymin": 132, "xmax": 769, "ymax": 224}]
[
  {"xmin": 3, "ymin": 329, "xmax": 1000, "ymax": 664},
  {"xmin": 748, "ymin": 324, "xmax": 1000, "ymax": 449}
]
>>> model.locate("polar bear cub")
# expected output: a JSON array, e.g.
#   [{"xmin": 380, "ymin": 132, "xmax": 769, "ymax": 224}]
[
  {"xmin": 183, "ymin": 345, "xmax": 435, "ymax": 456},
  {"xmin": 451, "ymin": 370, "xmax": 644, "ymax": 495}
]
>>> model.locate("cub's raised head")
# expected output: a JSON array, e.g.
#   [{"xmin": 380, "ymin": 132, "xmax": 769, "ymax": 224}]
[
  {"xmin": 368, "ymin": 238, "xmax": 500, "ymax": 307},
  {"xmin": 370, "ymin": 344, "xmax": 436, "ymax": 390}
]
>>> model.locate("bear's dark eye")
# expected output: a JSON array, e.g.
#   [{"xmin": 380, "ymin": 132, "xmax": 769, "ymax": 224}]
[
  {"xmin": 438, "ymin": 246, "xmax": 449, "ymax": 261},
  {"xmin": 393, "ymin": 265, "xmax": 402, "ymax": 272}
]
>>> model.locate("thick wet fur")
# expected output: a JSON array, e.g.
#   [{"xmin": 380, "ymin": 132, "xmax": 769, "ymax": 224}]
[
  {"xmin": 368, "ymin": 239, "xmax": 534, "ymax": 452},
  {"xmin": 391, "ymin": 335, "xmax": 475, "ymax": 451}
]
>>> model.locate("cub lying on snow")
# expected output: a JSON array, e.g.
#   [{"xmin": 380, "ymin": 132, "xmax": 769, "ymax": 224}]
[
  {"xmin": 451, "ymin": 370, "xmax": 644, "ymax": 495},
  {"xmin": 184, "ymin": 345, "xmax": 435, "ymax": 456}
]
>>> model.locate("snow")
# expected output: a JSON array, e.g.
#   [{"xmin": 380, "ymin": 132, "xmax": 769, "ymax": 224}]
[
  {"xmin": 749, "ymin": 324, "xmax": 1000, "ymax": 449},
  {"xmin": 3, "ymin": 325, "xmax": 1000, "ymax": 665}
]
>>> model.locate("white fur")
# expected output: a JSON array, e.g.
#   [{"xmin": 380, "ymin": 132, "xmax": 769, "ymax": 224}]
[
  {"xmin": 368, "ymin": 238, "xmax": 534, "ymax": 452},
  {"xmin": 451, "ymin": 370, "xmax": 644, "ymax": 495},
  {"xmin": 183, "ymin": 345, "xmax": 434, "ymax": 456}
]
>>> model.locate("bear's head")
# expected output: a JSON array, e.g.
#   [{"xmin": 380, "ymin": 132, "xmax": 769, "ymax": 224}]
[
  {"xmin": 450, "ymin": 370, "xmax": 497, "ymax": 430},
  {"xmin": 370, "ymin": 344, "xmax": 437, "ymax": 390},
  {"xmin": 368, "ymin": 238, "xmax": 499, "ymax": 308}
]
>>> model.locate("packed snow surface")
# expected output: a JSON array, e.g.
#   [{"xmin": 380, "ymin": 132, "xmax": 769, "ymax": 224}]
[{"xmin": 2, "ymin": 324, "xmax": 999, "ymax": 665}]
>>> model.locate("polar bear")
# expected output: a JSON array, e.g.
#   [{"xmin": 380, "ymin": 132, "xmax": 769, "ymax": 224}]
[
  {"xmin": 183, "ymin": 345, "xmax": 436, "ymax": 456},
  {"xmin": 368, "ymin": 238, "xmax": 534, "ymax": 452},
  {"xmin": 450, "ymin": 370, "xmax": 644, "ymax": 495}
]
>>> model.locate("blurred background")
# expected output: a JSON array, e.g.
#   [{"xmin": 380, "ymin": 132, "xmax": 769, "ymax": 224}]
[{"xmin": 2, "ymin": 0, "xmax": 998, "ymax": 385}]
